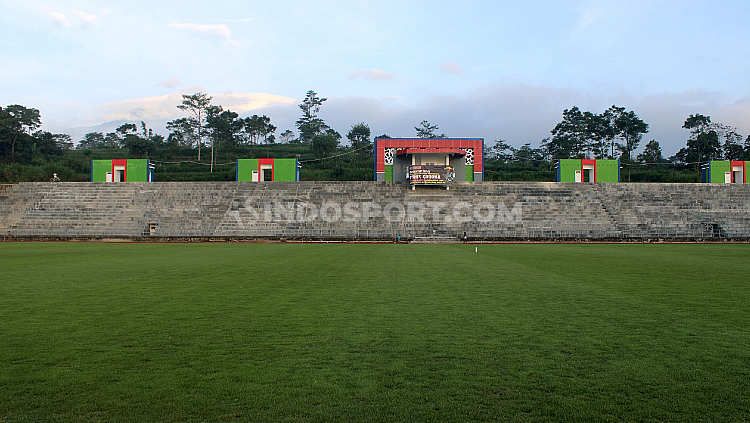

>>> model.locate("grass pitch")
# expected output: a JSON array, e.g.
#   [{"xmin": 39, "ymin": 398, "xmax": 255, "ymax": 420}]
[{"xmin": 1, "ymin": 243, "xmax": 749, "ymax": 421}]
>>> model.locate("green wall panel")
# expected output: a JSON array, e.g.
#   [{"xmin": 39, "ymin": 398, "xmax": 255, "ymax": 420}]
[
  {"xmin": 237, "ymin": 159, "xmax": 258, "ymax": 182},
  {"xmin": 237, "ymin": 158, "xmax": 297, "ymax": 182},
  {"xmin": 558, "ymin": 159, "xmax": 581, "ymax": 182},
  {"xmin": 384, "ymin": 165, "xmax": 393, "ymax": 183},
  {"xmin": 710, "ymin": 160, "xmax": 730, "ymax": 183},
  {"xmin": 596, "ymin": 160, "xmax": 619, "ymax": 183},
  {"xmin": 465, "ymin": 166, "xmax": 474, "ymax": 182},
  {"xmin": 126, "ymin": 159, "xmax": 148, "ymax": 182},
  {"xmin": 92, "ymin": 160, "xmax": 110, "ymax": 182},
  {"xmin": 273, "ymin": 159, "xmax": 298, "ymax": 182}
]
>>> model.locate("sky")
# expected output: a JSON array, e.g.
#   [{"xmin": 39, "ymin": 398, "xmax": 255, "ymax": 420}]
[{"xmin": 1, "ymin": 0, "xmax": 749, "ymax": 154}]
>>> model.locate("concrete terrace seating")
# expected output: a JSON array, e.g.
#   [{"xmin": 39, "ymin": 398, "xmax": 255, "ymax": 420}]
[{"xmin": 1, "ymin": 181, "xmax": 750, "ymax": 240}]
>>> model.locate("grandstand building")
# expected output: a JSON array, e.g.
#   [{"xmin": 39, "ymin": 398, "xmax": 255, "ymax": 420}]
[
  {"xmin": 374, "ymin": 137, "xmax": 484, "ymax": 186},
  {"xmin": 236, "ymin": 158, "xmax": 299, "ymax": 182},
  {"xmin": 556, "ymin": 159, "xmax": 619, "ymax": 183},
  {"xmin": 91, "ymin": 159, "xmax": 154, "ymax": 183}
]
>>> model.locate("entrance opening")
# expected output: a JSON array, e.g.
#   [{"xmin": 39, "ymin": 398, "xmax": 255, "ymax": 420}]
[
  {"xmin": 261, "ymin": 165, "xmax": 273, "ymax": 182},
  {"xmin": 114, "ymin": 167, "xmax": 125, "ymax": 182},
  {"xmin": 582, "ymin": 166, "xmax": 595, "ymax": 183}
]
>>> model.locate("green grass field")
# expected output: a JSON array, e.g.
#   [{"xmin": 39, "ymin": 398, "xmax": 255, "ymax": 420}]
[{"xmin": 1, "ymin": 243, "xmax": 749, "ymax": 422}]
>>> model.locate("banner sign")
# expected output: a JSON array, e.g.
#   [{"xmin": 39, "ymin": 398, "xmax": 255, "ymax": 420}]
[{"xmin": 408, "ymin": 165, "xmax": 455, "ymax": 185}]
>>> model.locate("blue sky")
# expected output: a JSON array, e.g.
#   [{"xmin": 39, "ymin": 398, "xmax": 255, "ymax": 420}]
[{"xmin": 1, "ymin": 0, "xmax": 749, "ymax": 153}]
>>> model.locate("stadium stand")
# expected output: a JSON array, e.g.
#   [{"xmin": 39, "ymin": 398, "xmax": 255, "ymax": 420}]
[{"xmin": 1, "ymin": 182, "xmax": 749, "ymax": 241}]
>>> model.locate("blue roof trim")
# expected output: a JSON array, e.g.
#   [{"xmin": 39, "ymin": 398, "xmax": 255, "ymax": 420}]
[
  {"xmin": 480, "ymin": 138, "xmax": 484, "ymax": 181},
  {"xmin": 372, "ymin": 138, "xmax": 378, "ymax": 181}
]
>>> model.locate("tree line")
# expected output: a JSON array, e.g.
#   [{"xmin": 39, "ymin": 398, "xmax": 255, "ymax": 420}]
[
  {"xmin": 487, "ymin": 106, "xmax": 750, "ymax": 165},
  {"xmin": 1, "ymin": 93, "xmax": 749, "ymax": 183}
]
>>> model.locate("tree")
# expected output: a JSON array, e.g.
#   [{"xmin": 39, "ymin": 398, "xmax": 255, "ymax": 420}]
[
  {"xmin": 0, "ymin": 105, "xmax": 42, "ymax": 162},
  {"xmin": 312, "ymin": 128, "xmax": 341, "ymax": 159},
  {"xmin": 513, "ymin": 143, "xmax": 544, "ymax": 161},
  {"xmin": 721, "ymin": 128, "xmax": 744, "ymax": 160},
  {"xmin": 103, "ymin": 132, "xmax": 121, "ymax": 149},
  {"xmin": 241, "ymin": 115, "xmax": 276, "ymax": 145},
  {"xmin": 549, "ymin": 107, "xmax": 586, "ymax": 158},
  {"xmin": 296, "ymin": 91, "xmax": 328, "ymax": 144},
  {"xmin": 175, "ymin": 92, "xmax": 212, "ymax": 160},
  {"xmin": 710, "ymin": 123, "xmax": 744, "ymax": 160},
  {"xmin": 122, "ymin": 132, "xmax": 152, "ymax": 156},
  {"xmin": 205, "ymin": 106, "xmax": 242, "ymax": 172},
  {"xmin": 490, "ymin": 138, "xmax": 514, "ymax": 161},
  {"xmin": 415, "ymin": 120, "xmax": 442, "ymax": 138},
  {"xmin": 346, "ymin": 123, "xmax": 371, "ymax": 148},
  {"xmin": 33, "ymin": 131, "xmax": 71, "ymax": 158},
  {"xmin": 602, "ymin": 105, "xmax": 625, "ymax": 157},
  {"xmin": 115, "ymin": 123, "xmax": 138, "ymax": 137},
  {"xmin": 582, "ymin": 111, "xmax": 610, "ymax": 158},
  {"xmin": 683, "ymin": 114, "xmax": 712, "ymax": 133},
  {"xmin": 78, "ymin": 132, "xmax": 106, "ymax": 150},
  {"xmin": 613, "ymin": 109, "xmax": 648, "ymax": 162},
  {"xmin": 346, "ymin": 123, "xmax": 371, "ymax": 161},
  {"xmin": 107, "ymin": 122, "xmax": 161, "ymax": 157},
  {"xmin": 638, "ymin": 139, "xmax": 663, "ymax": 163},
  {"xmin": 166, "ymin": 118, "xmax": 195, "ymax": 147},
  {"xmin": 676, "ymin": 114, "xmax": 721, "ymax": 165},
  {"xmin": 206, "ymin": 107, "xmax": 241, "ymax": 146},
  {"xmin": 279, "ymin": 129, "xmax": 295, "ymax": 144}
]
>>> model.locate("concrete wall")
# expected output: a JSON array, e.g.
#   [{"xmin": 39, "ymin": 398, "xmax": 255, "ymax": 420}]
[{"xmin": 4, "ymin": 182, "xmax": 750, "ymax": 241}]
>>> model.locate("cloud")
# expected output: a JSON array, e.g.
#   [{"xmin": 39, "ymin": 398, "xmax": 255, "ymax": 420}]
[
  {"xmin": 349, "ymin": 68, "xmax": 395, "ymax": 81},
  {"xmin": 101, "ymin": 91, "xmax": 296, "ymax": 121},
  {"xmin": 573, "ymin": 6, "xmax": 601, "ymax": 32},
  {"xmin": 47, "ymin": 11, "xmax": 71, "ymax": 27},
  {"xmin": 44, "ymin": 8, "xmax": 100, "ymax": 28},
  {"xmin": 570, "ymin": 1, "xmax": 641, "ymax": 36},
  {"xmin": 72, "ymin": 10, "xmax": 98, "ymax": 25},
  {"xmin": 224, "ymin": 17, "xmax": 254, "ymax": 23},
  {"xmin": 168, "ymin": 22, "xmax": 236, "ymax": 44},
  {"xmin": 439, "ymin": 62, "xmax": 463, "ymax": 76},
  {"xmin": 159, "ymin": 77, "xmax": 181, "ymax": 89}
]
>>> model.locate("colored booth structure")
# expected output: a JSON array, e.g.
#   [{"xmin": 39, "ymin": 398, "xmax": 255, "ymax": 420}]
[
  {"xmin": 374, "ymin": 137, "xmax": 484, "ymax": 186},
  {"xmin": 91, "ymin": 159, "xmax": 154, "ymax": 182},
  {"xmin": 701, "ymin": 160, "xmax": 748, "ymax": 184},
  {"xmin": 556, "ymin": 159, "xmax": 620, "ymax": 183},
  {"xmin": 236, "ymin": 158, "xmax": 299, "ymax": 182}
]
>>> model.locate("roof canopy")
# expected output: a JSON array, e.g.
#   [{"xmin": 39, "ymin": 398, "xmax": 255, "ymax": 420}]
[{"xmin": 396, "ymin": 147, "xmax": 466, "ymax": 156}]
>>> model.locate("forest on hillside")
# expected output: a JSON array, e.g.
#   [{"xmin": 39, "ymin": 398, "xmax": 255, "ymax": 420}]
[{"xmin": 2, "ymin": 91, "xmax": 749, "ymax": 183}]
